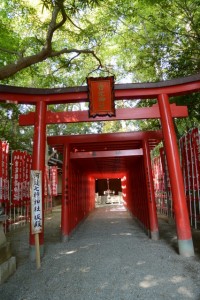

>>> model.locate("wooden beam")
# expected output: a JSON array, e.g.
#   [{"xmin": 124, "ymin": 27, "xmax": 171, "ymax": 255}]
[
  {"xmin": 47, "ymin": 130, "xmax": 163, "ymax": 145},
  {"xmin": 1, "ymin": 73, "xmax": 200, "ymax": 104},
  {"xmin": 19, "ymin": 104, "xmax": 188, "ymax": 126},
  {"xmin": 70, "ymin": 149, "xmax": 143, "ymax": 159},
  {"xmin": 91, "ymin": 173, "xmax": 125, "ymax": 179}
]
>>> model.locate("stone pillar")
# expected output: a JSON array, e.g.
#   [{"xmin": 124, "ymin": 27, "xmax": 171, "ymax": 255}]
[{"xmin": 0, "ymin": 215, "xmax": 16, "ymax": 284}]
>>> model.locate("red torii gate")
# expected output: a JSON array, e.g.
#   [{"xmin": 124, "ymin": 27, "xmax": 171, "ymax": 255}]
[
  {"xmin": 1, "ymin": 73, "xmax": 200, "ymax": 258},
  {"xmin": 47, "ymin": 130, "xmax": 163, "ymax": 242}
]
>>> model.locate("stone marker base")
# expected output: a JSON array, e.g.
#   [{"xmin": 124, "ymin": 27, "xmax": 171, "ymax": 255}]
[
  {"xmin": 0, "ymin": 241, "xmax": 12, "ymax": 264},
  {"xmin": 0, "ymin": 256, "xmax": 16, "ymax": 284},
  {"xmin": 0, "ymin": 216, "xmax": 16, "ymax": 284}
]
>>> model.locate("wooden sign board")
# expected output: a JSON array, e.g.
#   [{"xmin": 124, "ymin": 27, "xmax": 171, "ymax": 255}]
[
  {"xmin": 30, "ymin": 170, "xmax": 43, "ymax": 234},
  {"xmin": 87, "ymin": 76, "xmax": 115, "ymax": 117}
]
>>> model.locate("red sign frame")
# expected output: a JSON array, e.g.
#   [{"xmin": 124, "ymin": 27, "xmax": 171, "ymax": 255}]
[
  {"xmin": 50, "ymin": 166, "xmax": 58, "ymax": 196},
  {"xmin": 87, "ymin": 76, "xmax": 115, "ymax": 117},
  {"xmin": 0, "ymin": 141, "xmax": 9, "ymax": 202}
]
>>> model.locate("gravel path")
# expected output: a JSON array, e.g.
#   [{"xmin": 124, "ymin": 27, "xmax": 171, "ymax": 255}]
[{"xmin": 1, "ymin": 205, "xmax": 200, "ymax": 300}]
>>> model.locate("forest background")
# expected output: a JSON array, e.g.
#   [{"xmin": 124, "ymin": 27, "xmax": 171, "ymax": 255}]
[{"xmin": 0, "ymin": 0, "xmax": 200, "ymax": 152}]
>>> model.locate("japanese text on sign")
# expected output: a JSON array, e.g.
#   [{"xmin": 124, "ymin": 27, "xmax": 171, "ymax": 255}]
[
  {"xmin": 30, "ymin": 170, "xmax": 43, "ymax": 234},
  {"xmin": 0, "ymin": 141, "xmax": 9, "ymax": 202},
  {"xmin": 87, "ymin": 76, "xmax": 115, "ymax": 117},
  {"xmin": 50, "ymin": 166, "xmax": 58, "ymax": 196}
]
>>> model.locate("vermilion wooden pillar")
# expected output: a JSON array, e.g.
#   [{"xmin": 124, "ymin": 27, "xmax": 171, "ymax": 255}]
[
  {"xmin": 158, "ymin": 94, "xmax": 194, "ymax": 257},
  {"xmin": 143, "ymin": 139, "xmax": 159, "ymax": 240},
  {"xmin": 30, "ymin": 100, "xmax": 46, "ymax": 260},
  {"xmin": 61, "ymin": 144, "xmax": 70, "ymax": 242}
]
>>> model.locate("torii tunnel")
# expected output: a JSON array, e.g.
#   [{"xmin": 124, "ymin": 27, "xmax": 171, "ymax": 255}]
[{"xmin": 1, "ymin": 73, "xmax": 200, "ymax": 258}]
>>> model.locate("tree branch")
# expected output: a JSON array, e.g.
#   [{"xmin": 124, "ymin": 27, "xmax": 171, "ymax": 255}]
[
  {"xmin": 0, "ymin": 46, "xmax": 102, "ymax": 80},
  {"xmin": 65, "ymin": 15, "xmax": 83, "ymax": 31},
  {"xmin": 0, "ymin": 0, "xmax": 103, "ymax": 80},
  {"xmin": 50, "ymin": 48, "xmax": 103, "ymax": 66},
  {"xmin": 0, "ymin": 47, "xmax": 22, "ymax": 58},
  {"xmin": 52, "ymin": 53, "xmax": 80, "ymax": 74},
  {"xmin": 45, "ymin": 1, "xmax": 66, "ymax": 51}
]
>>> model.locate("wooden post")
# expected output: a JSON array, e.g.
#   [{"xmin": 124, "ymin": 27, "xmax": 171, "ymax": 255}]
[
  {"xmin": 143, "ymin": 139, "xmax": 159, "ymax": 240},
  {"xmin": 30, "ymin": 100, "xmax": 46, "ymax": 261},
  {"xmin": 158, "ymin": 93, "xmax": 194, "ymax": 257},
  {"xmin": 35, "ymin": 233, "xmax": 41, "ymax": 269},
  {"xmin": 30, "ymin": 170, "xmax": 43, "ymax": 268},
  {"xmin": 61, "ymin": 144, "xmax": 70, "ymax": 242}
]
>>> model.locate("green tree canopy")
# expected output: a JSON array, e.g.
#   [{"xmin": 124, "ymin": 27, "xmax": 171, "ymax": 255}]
[
  {"xmin": 0, "ymin": 0, "xmax": 199, "ymax": 85},
  {"xmin": 0, "ymin": 0, "xmax": 200, "ymax": 149}
]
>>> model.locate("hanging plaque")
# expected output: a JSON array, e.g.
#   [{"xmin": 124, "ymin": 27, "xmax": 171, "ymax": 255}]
[{"xmin": 87, "ymin": 76, "xmax": 115, "ymax": 117}]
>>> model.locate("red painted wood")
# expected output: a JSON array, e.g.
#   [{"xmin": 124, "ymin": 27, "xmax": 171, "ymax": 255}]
[
  {"xmin": 143, "ymin": 139, "xmax": 159, "ymax": 239},
  {"xmin": 158, "ymin": 94, "xmax": 192, "ymax": 241},
  {"xmin": 114, "ymin": 81, "xmax": 200, "ymax": 100},
  {"xmin": 90, "ymin": 172, "xmax": 125, "ymax": 179},
  {"xmin": 0, "ymin": 92, "xmax": 88, "ymax": 104},
  {"xmin": 70, "ymin": 149, "xmax": 143, "ymax": 159},
  {"xmin": 19, "ymin": 104, "xmax": 188, "ymax": 126},
  {"xmin": 30, "ymin": 101, "xmax": 46, "ymax": 246},
  {"xmin": 0, "ymin": 75, "xmax": 200, "ymax": 104},
  {"xmin": 87, "ymin": 76, "xmax": 115, "ymax": 117},
  {"xmin": 47, "ymin": 130, "xmax": 162, "ymax": 145},
  {"xmin": 61, "ymin": 145, "xmax": 70, "ymax": 239},
  {"xmin": 124, "ymin": 159, "xmax": 150, "ymax": 230}
]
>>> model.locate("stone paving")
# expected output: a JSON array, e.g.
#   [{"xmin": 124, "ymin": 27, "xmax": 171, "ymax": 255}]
[{"xmin": 1, "ymin": 205, "xmax": 200, "ymax": 299}]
